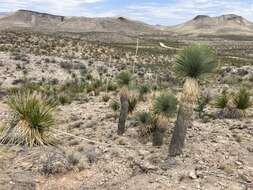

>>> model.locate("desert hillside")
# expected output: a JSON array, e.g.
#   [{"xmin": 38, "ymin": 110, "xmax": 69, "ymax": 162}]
[
  {"xmin": 0, "ymin": 10, "xmax": 158, "ymax": 35},
  {"xmin": 169, "ymin": 14, "xmax": 253, "ymax": 36}
]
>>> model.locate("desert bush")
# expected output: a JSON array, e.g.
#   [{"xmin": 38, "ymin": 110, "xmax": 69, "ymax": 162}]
[{"xmin": 1, "ymin": 90, "xmax": 57, "ymax": 146}]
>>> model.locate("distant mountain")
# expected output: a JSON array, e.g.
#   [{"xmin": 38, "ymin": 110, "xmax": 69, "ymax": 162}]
[
  {"xmin": 0, "ymin": 10, "xmax": 159, "ymax": 35},
  {"xmin": 169, "ymin": 14, "xmax": 253, "ymax": 36},
  {"xmin": 1, "ymin": 10, "xmax": 253, "ymax": 39}
]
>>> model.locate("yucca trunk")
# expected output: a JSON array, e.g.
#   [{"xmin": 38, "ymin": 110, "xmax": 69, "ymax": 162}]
[
  {"xmin": 118, "ymin": 87, "xmax": 129, "ymax": 135},
  {"xmin": 169, "ymin": 78, "xmax": 199, "ymax": 156}
]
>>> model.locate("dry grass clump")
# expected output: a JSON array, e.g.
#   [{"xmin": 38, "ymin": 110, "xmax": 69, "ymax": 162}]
[{"xmin": 215, "ymin": 88, "xmax": 252, "ymax": 118}]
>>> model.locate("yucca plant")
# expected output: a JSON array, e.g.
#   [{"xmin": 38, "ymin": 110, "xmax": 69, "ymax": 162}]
[
  {"xmin": 215, "ymin": 91, "xmax": 228, "ymax": 109},
  {"xmin": 136, "ymin": 111, "xmax": 153, "ymax": 138},
  {"xmin": 110, "ymin": 99, "xmax": 120, "ymax": 112},
  {"xmin": 233, "ymin": 88, "xmax": 251, "ymax": 111},
  {"xmin": 116, "ymin": 70, "xmax": 134, "ymax": 87},
  {"xmin": 153, "ymin": 92, "xmax": 177, "ymax": 118},
  {"xmin": 118, "ymin": 87, "xmax": 129, "ymax": 135},
  {"xmin": 152, "ymin": 92, "xmax": 177, "ymax": 146},
  {"xmin": 116, "ymin": 70, "xmax": 135, "ymax": 135},
  {"xmin": 169, "ymin": 45, "xmax": 216, "ymax": 156},
  {"xmin": 128, "ymin": 95, "xmax": 138, "ymax": 114},
  {"xmin": 139, "ymin": 82, "xmax": 151, "ymax": 101},
  {"xmin": 0, "ymin": 90, "xmax": 57, "ymax": 146}
]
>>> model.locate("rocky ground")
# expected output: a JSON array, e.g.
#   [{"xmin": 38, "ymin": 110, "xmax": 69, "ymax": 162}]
[{"xmin": 0, "ymin": 33, "xmax": 252, "ymax": 190}]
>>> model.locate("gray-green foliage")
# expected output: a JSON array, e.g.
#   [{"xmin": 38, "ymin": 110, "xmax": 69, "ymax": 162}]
[
  {"xmin": 153, "ymin": 92, "xmax": 177, "ymax": 118},
  {"xmin": 175, "ymin": 45, "xmax": 216, "ymax": 79}
]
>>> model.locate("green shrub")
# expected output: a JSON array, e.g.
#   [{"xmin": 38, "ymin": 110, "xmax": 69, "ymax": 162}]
[
  {"xmin": 153, "ymin": 92, "xmax": 177, "ymax": 118},
  {"xmin": 215, "ymin": 92, "xmax": 228, "ymax": 109},
  {"xmin": 136, "ymin": 111, "xmax": 153, "ymax": 125},
  {"xmin": 233, "ymin": 88, "xmax": 251, "ymax": 110}
]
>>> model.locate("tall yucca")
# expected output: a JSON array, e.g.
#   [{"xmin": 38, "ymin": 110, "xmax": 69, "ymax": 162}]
[
  {"xmin": 1, "ymin": 90, "xmax": 57, "ymax": 146},
  {"xmin": 169, "ymin": 45, "xmax": 216, "ymax": 156},
  {"xmin": 116, "ymin": 70, "xmax": 135, "ymax": 135}
]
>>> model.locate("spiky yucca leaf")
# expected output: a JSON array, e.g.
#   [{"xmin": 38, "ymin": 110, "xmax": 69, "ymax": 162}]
[
  {"xmin": 153, "ymin": 92, "xmax": 177, "ymax": 118},
  {"xmin": 1, "ymin": 90, "xmax": 57, "ymax": 146},
  {"xmin": 175, "ymin": 45, "xmax": 216, "ymax": 79},
  {"xmin": 233, "ymin": 88, "xmax": 251, "ymax": 110}
]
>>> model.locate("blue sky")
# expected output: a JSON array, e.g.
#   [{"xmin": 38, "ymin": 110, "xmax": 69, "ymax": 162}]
[{"xmin": 1, "ymin": 0, "xmax": 253, "ymax": 25}]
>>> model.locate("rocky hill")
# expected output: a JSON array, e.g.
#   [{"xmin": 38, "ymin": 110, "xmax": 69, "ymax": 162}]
[
  {"xmin": 0, "ymin": 10, "xmax": 158, "ymax": 35},
  {"xmin": 169, "ymin": 14, "xmax": 253, "ymax": 36},
  {"xmin": 1, "ymin": 10, "xmax": 253, "ymax": 39}
]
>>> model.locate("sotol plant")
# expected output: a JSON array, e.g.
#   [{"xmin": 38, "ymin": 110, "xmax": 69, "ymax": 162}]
[{"xmin": 0, "ymin": 90, "xmax": 57, "ymax": 146}]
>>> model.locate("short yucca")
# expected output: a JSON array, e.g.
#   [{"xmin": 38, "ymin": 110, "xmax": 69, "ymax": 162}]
[
  {"xmin": 1, "ymin": 90, "xmax": 57, "ymax": 146},
  {"xmin": 215, "ymin": 92, "xmax": 228, "ymax": 109},
  {"xmin": 153, "ymin": 92, "xmax": 177, "ymax": 118},
  {"xmin": 233, "ymin": 88, "xmax": 251, "ymax": 111}
]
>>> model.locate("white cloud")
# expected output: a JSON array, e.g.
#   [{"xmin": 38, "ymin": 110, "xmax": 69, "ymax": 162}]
[
  {"xmin": 0, "ymin": 0, "xmax": 105, "ymax": 14},
  {"xmin": 125, "ymin": 0, "xmax": 253, "ymax": 25}
]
